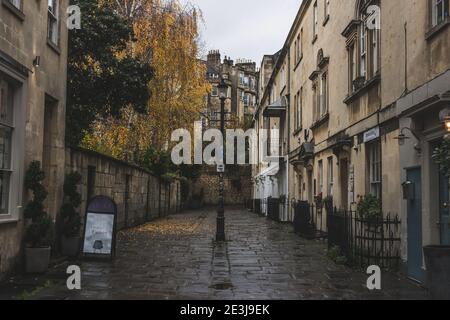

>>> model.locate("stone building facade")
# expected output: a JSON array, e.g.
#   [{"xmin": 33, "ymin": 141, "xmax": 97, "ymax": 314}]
[
  {"xmin": 253, "ymin": 0, "xmax": 450, "ymax": 283},
  {"xmin": 202, "ymin": 50, "xmax": 258, "ymax": 129},
  {"xmin": 0, "ymin": 0, "xmax": 69, "ymax": 276}
]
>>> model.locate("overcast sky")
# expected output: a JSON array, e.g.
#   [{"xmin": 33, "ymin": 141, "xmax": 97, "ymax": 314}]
[{"xmin": 186, "ymin": 0, "xmax": 302, "ymax": 65}]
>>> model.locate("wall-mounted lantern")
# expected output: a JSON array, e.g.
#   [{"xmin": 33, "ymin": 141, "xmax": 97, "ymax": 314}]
[
  {"xmin": 402, "ymin": 181, "xmax": 415, "ymax": 200},
  {"xmin": 439, "ymin": 108, "xmax": 450, "ymax": 132},
  {"xmin": 395, "ymin": 127, "xmax": 421, "ymax": 154},
  {"xmin": 33, "ymin": 56, "xmax": 40, "ymax": 68}
]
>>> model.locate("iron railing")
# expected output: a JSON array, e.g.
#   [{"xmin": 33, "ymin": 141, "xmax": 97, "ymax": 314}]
[
  {"xmin": 293, "ymin": 201, "xmax": 329, "ymax": 239},
  {"xmin": 327, "ymin": 209, "xmax": 401, "ymax": 270}
]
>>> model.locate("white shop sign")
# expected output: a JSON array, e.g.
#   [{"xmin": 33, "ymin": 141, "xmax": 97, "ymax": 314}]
[{"xmin": 363, "ymin": 127, "xmax": 380, "ymax": 143}]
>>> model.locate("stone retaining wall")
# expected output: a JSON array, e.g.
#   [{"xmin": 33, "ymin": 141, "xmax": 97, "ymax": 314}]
[{"xmin": 66, "ymin": 147, "xmax": 181, "ymax": 230}]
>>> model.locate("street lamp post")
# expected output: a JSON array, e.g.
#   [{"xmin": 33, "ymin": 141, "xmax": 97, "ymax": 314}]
[{"xmin": 216, "ymin": 78, "xmax": 229, "ymax": 242}]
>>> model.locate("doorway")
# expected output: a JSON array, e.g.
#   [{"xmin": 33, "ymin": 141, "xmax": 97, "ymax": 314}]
[
  {"xmin": 340, "ymin": 158, "xmax": 349, "ymax": 210},
  {"xmin": 406, "ymin": 167, "xmax": 424, "ymax": 282},
  {"xmin": 439, "ymin": 172, "xmax": 450, "ymax": 245}
]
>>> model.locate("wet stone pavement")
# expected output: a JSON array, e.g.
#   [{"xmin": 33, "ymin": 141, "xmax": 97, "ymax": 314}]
[{"xmin": 2, "ymin": 208, "xmax": 428, "ymax": 300}]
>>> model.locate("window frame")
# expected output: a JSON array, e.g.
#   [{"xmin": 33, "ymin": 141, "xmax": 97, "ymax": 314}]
[
  {"xmin": 47, "ymin": 0, "xmax": 61, "ymax": 48},
  {"xmin": 367, "ymin": 140, "xmax": 382, "ymax": 200},
  {"xmin": 0, "ymin": 67, "xmax": 26, "ymax": 224},
  {"xmin": 327, "ymin": 156, "xmax": 334, "ymax": 196},
  {"xmin": 2, "ymin": 0, "xmax": 25, "ymax": 20},
  {"xmin": 313, "ymin": 1, "xmax": 319, "ymax": 41}
]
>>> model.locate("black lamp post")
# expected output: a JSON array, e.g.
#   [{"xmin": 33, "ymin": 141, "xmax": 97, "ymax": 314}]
[{"xmin": 216, "ymin": 78, "xmax": 229, "ymax": 242}]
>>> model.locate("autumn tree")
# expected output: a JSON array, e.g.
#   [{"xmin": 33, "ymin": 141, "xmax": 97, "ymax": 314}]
[
  {"xmin": 86, "ymin": 0, "xmax": 210, "ymax": 166},
  {"xmin": 67, "ymin": 0, "xmax": 153, "ymax": 146}
]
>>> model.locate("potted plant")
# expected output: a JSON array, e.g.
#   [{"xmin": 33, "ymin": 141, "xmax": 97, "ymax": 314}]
[
  {"xmin": 424, "ymin": 137, "xmax": 450, "ymax": 299},
  {"xmin": 356, "ymin": 194, "xmax": 382, "ymax": 221},
  {"xmin": 60, "ymin": 172, "xmax": 82, "ymax": 257},
  {"xmin": 314, "ymin": 192, "xmax": 323, "ymax": 207},
  {"xmin": 24, "ymin": 161, "xmax": 54, "ymax": 273}
]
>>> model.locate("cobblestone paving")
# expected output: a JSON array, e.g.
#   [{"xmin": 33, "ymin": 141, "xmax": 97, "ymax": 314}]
[{"xmin": 2, "ymin": 208, "xmax": 429, "ymax": 300}]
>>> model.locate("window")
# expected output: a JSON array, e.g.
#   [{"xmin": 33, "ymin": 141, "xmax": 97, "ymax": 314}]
[
  {"xmin": 239, "ymin": 72, "xmax": 245, "ymax": 86},
  {"xmin": 321, "ymin": 72, "xmax": 328, "ymax": 115},
  {"xmin": 367, "ymin": 140, "xmax": 381, "ymax": 199},
  {"xmin": 300, "ymin": 29, "xmax": 304, "ymax": 56},
  {"xmin": 295, "ymin": 88, "xmax": 302, "ymax": 130},
  {"xmin": 349, "ymin": 43, "xmax": 357, "ymax": 92},
  {"xmin": 211, "ymin": 86, "xmax": 218, "ymax": 97},
  {"xmin": 324, "ymin": 0, "xmax": 330, "ymax": 20},
  {"xmin": 327, "ymin": 157, "xmax": 333, "ymax": 196},
  {"xmin": 294, "ymin": 40, "xmax": 298, "ymax": 63},
  {"xmin": 0, "ymin": 77, "xmax": 14, "ymax": 215},
  {"xmin": 318, "ymin": 160, "xmax": 323, "ymax": 195},
  {"xmin": 313, "ymin": 83, "xmax": 321, "ymax": 122},
  {"xmin": 48, "ymin": 0, "xmax": 60, "ymax": 46},
  {"xmin": 360, "ymin": 24, "xmax": 367, "ymax": 77},
  {"xmin": 431, "ymin": 0, "xmax": 449, "ymax": 27},
  {"xmin": 345, "ymin": 0, "xmax": 380, "ymax": 94},
  {"xmin": 7, "ymin": 0, "xmax": 21, "ymax": 9},
  {"xmin": 313, "ymin": 1, "xmax": 318, "ymax": 39}
]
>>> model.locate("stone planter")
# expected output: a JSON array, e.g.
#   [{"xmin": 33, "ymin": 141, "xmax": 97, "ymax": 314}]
[
  {"xmin": 25, "ymin": 247, "xmax": 51, "ymax": 274},
  {"xmin": 61, "ymin": 236, "xmax": 80, "ymax": 257},
  {"xmin": 424, "ymin": 245, "xmax": 450, "ymax": 300}
]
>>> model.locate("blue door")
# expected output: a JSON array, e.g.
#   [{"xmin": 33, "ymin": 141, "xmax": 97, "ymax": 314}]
[
  {"xmin": 407, "ymin": 168, "xmax": 424, "ymax": 282},
  {"xmin": 439, "ymin": 173, "xmax": 450, "ymax": 245}
]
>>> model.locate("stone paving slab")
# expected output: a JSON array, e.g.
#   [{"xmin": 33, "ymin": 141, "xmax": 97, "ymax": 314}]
[{"xmin": 0, "ymin": 208, "xmax": 429, "ymax": 300}]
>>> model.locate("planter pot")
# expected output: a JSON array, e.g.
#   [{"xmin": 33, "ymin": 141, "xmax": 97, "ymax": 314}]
[
  {"xmin": 25, "ymin": 247, "xmax": 51, "ymax": 274},
  {"xmin": 424, "ymin": 245, "xmax": 450, "ymax": 300},
  {"xmin": 61, "ymin": 236, "xmax": 80, "ymax": 257}
]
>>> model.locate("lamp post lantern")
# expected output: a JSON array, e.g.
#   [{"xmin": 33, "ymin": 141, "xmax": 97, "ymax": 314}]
[{"xmin": 216, "ymin": 78, "xmax": 229, "ymax": 242}]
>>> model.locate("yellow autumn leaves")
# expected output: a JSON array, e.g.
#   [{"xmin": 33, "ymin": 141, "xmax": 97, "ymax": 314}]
[{"xmin": 82, "ymin": 0, "xmax": 210, "ymax": 161}]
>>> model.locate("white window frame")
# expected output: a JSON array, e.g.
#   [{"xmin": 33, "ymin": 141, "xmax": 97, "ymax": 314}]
[
  {"xmin": 0, "ymin": 68, "xmax": 25, "ymax": 223},
  {"xmin": 432, "ymin": 0, "xmax": 449, "ymax": 27},
  {"xmin": 368, "ymin": 140, "xmax": 382, "ymax": 199},
  {"xmin": 47, "ymin": 0, "xmax": 60, "ymax": 46},
  {"xmin": 360, "ymin": 23, "xmax": 367, "ymax": 78},
  {"xmin": 327, "ymin": 157, "xmax": 334, "ymax": 196},
  {"xmin": 318, "ymin": 160, "xmax": 323, "ymax": 195}
]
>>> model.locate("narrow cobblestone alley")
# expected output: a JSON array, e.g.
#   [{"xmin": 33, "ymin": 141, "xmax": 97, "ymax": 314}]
[{"xmin": 2, "ymin": 208, "xmax": 428, "ymax": 300}]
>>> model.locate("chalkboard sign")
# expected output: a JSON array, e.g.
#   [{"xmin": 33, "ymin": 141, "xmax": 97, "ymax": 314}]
[{"xmin": 82, "ymin": 196, "xmax": 117, "ymax": 259}]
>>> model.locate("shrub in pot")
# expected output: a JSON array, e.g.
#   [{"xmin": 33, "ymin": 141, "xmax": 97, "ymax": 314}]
[
  {"xmin": 24, "ymin": 161, "xmax": 54, "ymax": 274},
  {"xmin": 356, "ymin": 194, "xmax": 382, "ymax": 221},
  {"xmin": 60, "ymin": 172, "xmax": 82, "ymax": 257}
]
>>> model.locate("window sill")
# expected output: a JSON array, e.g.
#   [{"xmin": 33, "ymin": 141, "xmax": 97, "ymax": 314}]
[
  {"xmin": 2, "ymin": 0, "xmax": 25, "ymax": 21},
  {"xmin": 323, "ymin": 15, "xmax": 330, "ymax": 27},
  {"xmin": 310, "ymin": 113, "xmax": 329, "ymax": 130},
  {"xmin": 0, "ymin": 216, "xmax": 19, "ymax": 225},
  {"xmin": 47, "ymin": 39, "xmax": 61, "ymax": 55},
  {"xmin": 344, "ymin": 73, "xmax": 381, "ymax": 105},
  {"xmin": 425, "ymin": 19, "xmax": 450, "ymax": 41}
]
